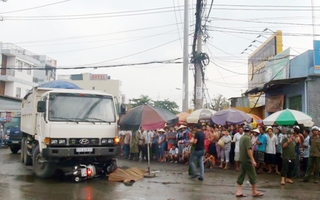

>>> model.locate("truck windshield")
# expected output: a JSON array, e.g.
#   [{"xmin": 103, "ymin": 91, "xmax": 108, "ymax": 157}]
[{"xmin": 48, "ymin": 93, "xmax": 116, "ymax": 123}]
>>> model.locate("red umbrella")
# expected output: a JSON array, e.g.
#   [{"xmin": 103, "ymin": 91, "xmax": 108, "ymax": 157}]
[{"xmin": 119, "ymin": 104, "xmax": 178, "ymax": 130}]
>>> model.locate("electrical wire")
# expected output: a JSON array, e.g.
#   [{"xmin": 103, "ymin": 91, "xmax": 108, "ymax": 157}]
[
  {"xmin": 172, "ymin": 0, "xmax": 183, "ymax": 49},
  {"xmin": 13, "ymin": 22, "xmax": 190, "ymax": 45},
  {"xmin": 210, "ymin": 17, "xmax": 320, "ymax": 26},
  {"xmin": 1, "ymin": 57, "xmax": 183, "ymax": 70},
  {"xmin": 65, "ymin": 34, "xmax": 191, "ymax": 67},
  {"xmin": 42, "ymin": 29, "xmax": 181, "ymax": 54},
  {"xmin": 0, "ymin": 0, "xmax": 71, "ymax": 14}
]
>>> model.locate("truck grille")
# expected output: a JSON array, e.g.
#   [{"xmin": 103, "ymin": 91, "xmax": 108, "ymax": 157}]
[{"xmin": 69, "ymin": 138, "xmax": 99, "ymax": 146}]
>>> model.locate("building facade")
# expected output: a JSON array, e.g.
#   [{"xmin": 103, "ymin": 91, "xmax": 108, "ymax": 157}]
[
  {"xmin": 57, "ymin": 73, "xmax": 122, "ymax": 101},
  {"xmin": 0, "ymin": 42, "xmax": 56, "ymax": 99},
  {"xmin": 244, "ymin": 40, "xmax": 320, "ymax": 125}
]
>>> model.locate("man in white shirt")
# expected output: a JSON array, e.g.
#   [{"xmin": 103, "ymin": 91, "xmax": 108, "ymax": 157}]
[
  {"xmin": 302, "ymin": 129, "xmax": 310, "ymax": 176},
  {"xmin": 234, "ymin": 127, "xmax": 244, "ymax": 171},
  {"xmin": 265, "ymin": 127, "xmax": 278, "ymax": 174}
]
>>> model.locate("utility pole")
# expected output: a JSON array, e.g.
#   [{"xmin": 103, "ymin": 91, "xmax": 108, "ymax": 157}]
[
  {"xmin": 194, "ymin": 0, "xmax": 203, "ymax": 110},
  {"xmin": 182, "ymin": 0, "xmax": 189, "ymax": 112}
]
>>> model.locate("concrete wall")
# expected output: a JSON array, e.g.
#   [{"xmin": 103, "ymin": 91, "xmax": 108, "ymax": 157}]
[
  {"xmin": 58, "ymin": 73, "xmax": 122, "ymax": 100},
  {"xmin": 290, "ymin": 50, "xmax": 314, "ymax": 78},
  {"xmin": 307, "ymin": 76, "xmax": 320, "ymax": 125}
]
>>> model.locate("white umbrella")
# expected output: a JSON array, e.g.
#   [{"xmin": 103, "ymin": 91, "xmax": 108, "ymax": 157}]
[
  {"xmin": 263, "ymin": 108, "xmax": 313, "ymax": 126},
  {"xmin": 186, "ymin": 108, "xmax": 216, "ymax": 123}
]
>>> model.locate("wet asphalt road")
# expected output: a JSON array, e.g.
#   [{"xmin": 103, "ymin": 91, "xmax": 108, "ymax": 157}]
[{"xmin": 0, "ymin": 148, "xmax": 320, "ymax": 200}]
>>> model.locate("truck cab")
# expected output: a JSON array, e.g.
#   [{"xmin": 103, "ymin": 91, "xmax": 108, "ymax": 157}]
[
  {"xmin": 4, "ymin": 115, "xmax": 21, "ymax": 154},
  {"xmin": 21, "ymin": 83, "xmax": 122, "ymax": 179}
]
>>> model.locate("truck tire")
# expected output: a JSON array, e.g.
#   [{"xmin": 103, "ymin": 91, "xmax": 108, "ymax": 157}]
[
  {"xmin": 33, "ymin": 145, "xmax": 56, "ymax": 179},
  {"xmin": 24, "ymin": 139, "xmax": 32, "ymax": 166},
  {"xmin": 21, "ymin": 138, "xmax": 25, "ymax": 163},
  {"xmin": 10, "ymin": 147, "xmax": 19, "ymax": 154}
]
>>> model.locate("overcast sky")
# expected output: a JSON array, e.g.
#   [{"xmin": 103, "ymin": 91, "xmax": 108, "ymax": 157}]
[{"xmin": 1, "ymin": 0, "xmax": 319, "ymax": 110}]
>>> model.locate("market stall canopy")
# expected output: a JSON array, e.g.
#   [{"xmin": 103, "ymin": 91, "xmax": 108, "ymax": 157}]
[
  {"xmin": 211, "ymin": 108, "xmax": 252, "ymax": 125},
  {"xmin": 186, "ymin": 108, "xmax": 216, "ymax": 124},
  {"xmin": 0, "ymin": 95, "xmax": 21, "ymax": 112},
  {"xmin": 119, "ymin": 104, "xmax": 178, "ymax": 130},
  {"xmin": 263, "ymin": 108, "xmax": 313, "ymax": 126}
]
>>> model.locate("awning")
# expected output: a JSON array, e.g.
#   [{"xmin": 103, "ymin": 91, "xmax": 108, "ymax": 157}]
[
  {"xmin": 245, "ymin": 77, "xmax": 306, "ymax": 95},
  {"xmin": 0, "ymin": 95, "xmax": 22, "ymax": 112}
]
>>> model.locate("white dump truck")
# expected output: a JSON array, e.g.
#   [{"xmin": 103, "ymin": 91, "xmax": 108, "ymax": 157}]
[{"xmin": 20, "ymin": 83, "xmax": 122, "ymax": 179}]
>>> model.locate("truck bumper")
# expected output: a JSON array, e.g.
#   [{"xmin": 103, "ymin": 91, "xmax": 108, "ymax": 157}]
[
  {"xmin": 6, "ymin": 140, "xmax": 21, "ymax": 147},
  {"xmin": 42, "ymin": 146, "xmax": 120, "ymax": 158}
]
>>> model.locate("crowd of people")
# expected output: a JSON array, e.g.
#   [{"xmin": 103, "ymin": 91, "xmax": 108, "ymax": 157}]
[{"xmin": 119, "ymin": 122, "xmax": 320, "ymax": 185}]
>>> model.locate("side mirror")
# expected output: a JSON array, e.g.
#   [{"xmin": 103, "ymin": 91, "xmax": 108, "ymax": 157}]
[{"xmin": 37, "ymin": 101, "xmax": 46, "ymax": 112}]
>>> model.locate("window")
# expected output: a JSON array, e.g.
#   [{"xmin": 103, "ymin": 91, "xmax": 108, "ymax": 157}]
[
  {"xmin": 16, "ymin": 60, "xmax": 23, "ymax": 72},
  {"xmin": 25, "ymin": 63, "xmax": 32, "ymax": 75},
  {"xmin": 16, "ymin": 87, "xmax": 21, "ymax": 98},
  {"xmin": 289, "ymin": 95, "xmax": 302, "ymax": 111}
]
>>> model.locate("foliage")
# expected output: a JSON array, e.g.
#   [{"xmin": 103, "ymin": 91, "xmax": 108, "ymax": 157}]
[
  {"xmin": 204, "ymin": 94, "xmax": 230, "ymax": 111},
  {"xmin": 129, "ymin": 95, "xmax": 152, "ymax": 108},
  {"xmin": 154, "ymin": 99, "xmax": 179, "ymax": 114},
  {"xmin": 129, "ymin": 95, "xmax": 179, "ymax": 114}
]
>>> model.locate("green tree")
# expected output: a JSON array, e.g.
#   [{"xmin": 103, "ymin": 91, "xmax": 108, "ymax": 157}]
[
  {"xmin": 205, "ymin": 94, "xmax": 230, "ymax": 111},
  {"xmin": 153, "ymin": 99, "xmax": 179, "ymax": 114},
  {"xmin": 129, "ymin": 95, "xmax": 152, "ymax": 108}
]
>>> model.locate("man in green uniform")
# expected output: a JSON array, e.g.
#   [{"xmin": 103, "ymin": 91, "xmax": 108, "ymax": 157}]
[
  {"xmin": 235, "ymin": 125, "xmax": 263, "ymax": 197},
  {"xmin": 300, "ymin": 126, "xmax": 320, "ymax": 183}
]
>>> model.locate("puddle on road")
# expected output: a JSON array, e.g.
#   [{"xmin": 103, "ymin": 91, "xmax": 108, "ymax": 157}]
[{"xmin": 15, "ymin": 175, "xmax": 36, "ymax": 183}]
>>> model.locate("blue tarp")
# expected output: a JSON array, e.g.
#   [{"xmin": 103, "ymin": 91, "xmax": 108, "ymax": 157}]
[
  {"xmin": 24, "ymin": 80, "xmax": 82, "ymax": 99},
  {"xmin": 38, "ymin": 80, "xmax": 82, "ymax": 89}
]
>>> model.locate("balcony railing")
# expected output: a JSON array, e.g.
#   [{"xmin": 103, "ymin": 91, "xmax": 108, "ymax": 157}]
[
  {"xmin": 2, "ymin": 43, "xmax": 40, "ymax": 61},
  {"xmin": 0, "ymin": 69, "xmax": 15, "ymax": 76}
]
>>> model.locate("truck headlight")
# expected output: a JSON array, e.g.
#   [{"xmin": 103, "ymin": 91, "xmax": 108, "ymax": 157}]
[
  {"xmin": 101, "ymin": 138, "xmax": 114, "ymax": 144},
  {"xmin": 51, "ymin": 139, "xmax": 58, "ymax": 144},
  {"xmin": 50, "ymin": 139, "xmax": 66, "ymax": 145},
  {"xmin": 6, "ymin": 130, "xmax": 10, "ymax": 135},
  {"xmin": 58, "ymin": 139, "xmax": 66, "ymax": 145}
]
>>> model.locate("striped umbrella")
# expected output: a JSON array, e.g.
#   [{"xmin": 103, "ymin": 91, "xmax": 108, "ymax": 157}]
[
  {"xmin": 119, "ymin": 104, "xmax": 178, "ymax": 130},
  {"xmin": 186, "ymin": 109, "xmax": 216, "ymax": 123},
  {"xmin": 263, "ymin": 108, "xmax": 313, "ymax": 126}
]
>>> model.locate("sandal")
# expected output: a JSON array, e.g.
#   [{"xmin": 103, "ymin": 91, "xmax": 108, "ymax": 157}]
[
  {"xmin": 236, "ymin": 193, "xmax": 247, "ymax": 197},
  {"xmin": 253, "ymin": 192, "xmax": 264, "ymax": 197}
]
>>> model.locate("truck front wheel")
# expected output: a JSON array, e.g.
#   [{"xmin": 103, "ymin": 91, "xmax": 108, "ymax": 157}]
[
  {"xmin": 33, "ymin": 145, "xmax": 56, "ymax": 179},
  {"xmin": 10, "ymin": 146, "xmax": 20, "ymax": 154}
]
